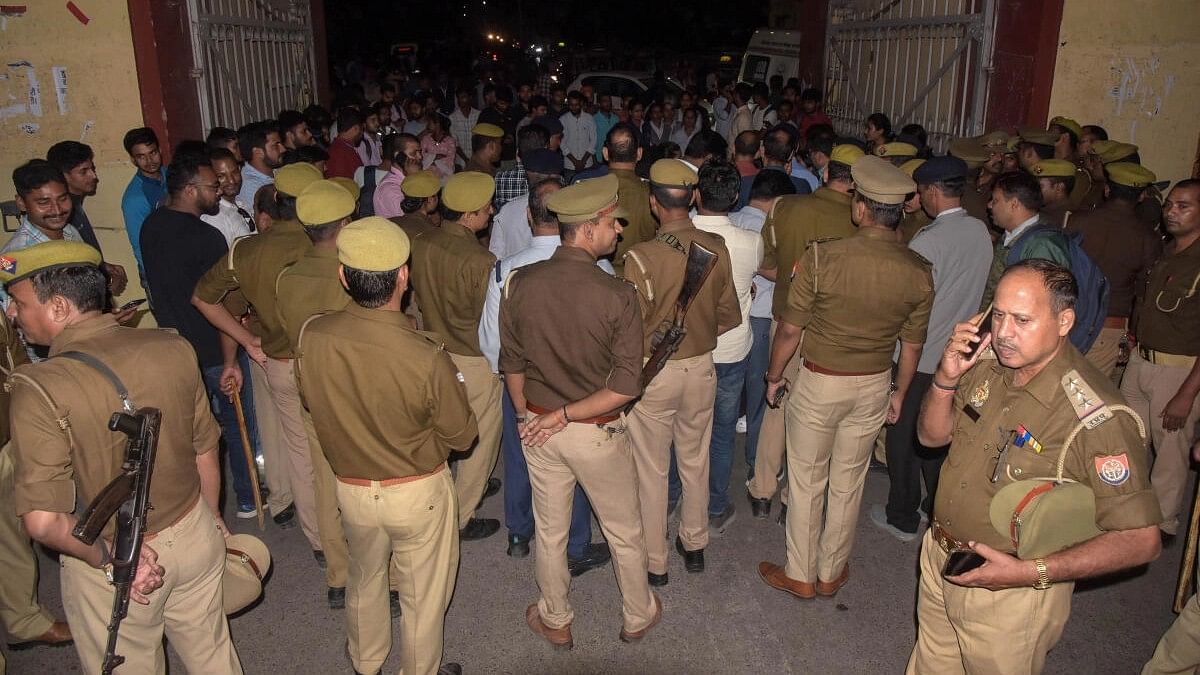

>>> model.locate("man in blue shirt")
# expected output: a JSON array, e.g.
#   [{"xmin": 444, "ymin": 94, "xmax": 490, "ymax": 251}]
[{"xmin": 120, "ymin": 127, "xmax": 167, "ymax": 276}]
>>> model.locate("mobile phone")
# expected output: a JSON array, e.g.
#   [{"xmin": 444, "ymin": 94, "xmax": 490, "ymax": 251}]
[
  {"xmin": 964, "ymin": 308, "xmax": 993, "ymax": 360},
  {"xmin": 119, "ymin": 298, "xmax": 147, "ymax": 311},
  {"xmin": 768, "ymin": 382, "xmax": 789, "ymax": 409},
  {"xmin": 942, "ymin": 549, "xmax": 986, "ymax": 577}
]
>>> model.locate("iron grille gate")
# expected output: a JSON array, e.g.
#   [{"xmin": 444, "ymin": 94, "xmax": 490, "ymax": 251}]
[
  {"xmin": 186, "ymin": 0, "xmax": 318, "ymax": 131},
  {"xmin": 822, "ymin": 0, "xmax": 996, "ymax": 154}
]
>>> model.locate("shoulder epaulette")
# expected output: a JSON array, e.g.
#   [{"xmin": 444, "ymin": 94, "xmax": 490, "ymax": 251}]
[
  {"xmin": 1060, "ymin": 369, "xmax": 1112, "ymax": 429},
  {"xmin": 416, "ymin": 330, "xmax": 446, "ymax": 351},
  {"xmin": 805, "ymin": 236, "xmax": 842, "ymax": 249}
]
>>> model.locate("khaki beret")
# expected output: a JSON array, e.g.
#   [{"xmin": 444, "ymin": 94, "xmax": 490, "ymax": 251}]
[
  {"xmin": 990, "ymin": 479, "xmax": 1100, "ymax": 559},
  {"xmin": 649, "ymin": 158, "xmax": 698, "ymax": 189},
  {"xmin": 329, "ymin": 176, "xmax": 361, "ymax": 203},
  {"xmin": 874, "ymin": 141, "xmax": 918, "ymax": 159},
  {"xmin": 297, "ymin": 180, "xmax": 357, "ymax": 227},
  {"xmin": 401, "ymin": 170, "xmax": 441, "ymax": 199},
  {"xmin": 1107, "ymin": 162, "xmax": 1156, "ymax": 189},
  {"xmin": 899, "ymin": 159, "xmax": 926, "ymax": 178},
  {"xmin": 546, "ymin": 174, "xmax": 620, "ymax": 224},
  {"xmin": 0, "ymin": 240, "xmax": 102, "ymax": 286},
  {"xmin": 1091, "ymin": 139, "xmax": 1138, "ymax": 165},
  {"xmin": 337, "ymin": 216, "xmax": 411, "ymax": 271},
  {"xmin": 471, "ymin": 123, "xmax": 504, "ymax": 138},
  {"xmin": 1018, "ymin": 127, "xmax": 1060, "ymax": 147},
  {"xmin": 274, "ymin": 162, "xmax": 323, "ymax": 197},
  {"xmin": 829, "ymin": 144, "xmax": 865, "ymax": 167},
  {"xmin": 851, "ymin": 155, "xmax": 916, "ymax": 205},
  {"xmin": 443, "ymin": 171, "xmax": 496, "ymax": 213},
  {"xmin": 979, "ymin": 130, "xmax": 1012, "ymax": 151},
  {"xmin": 1029, "ymin": 159, "xmax": 1077, "ymax": 179},
  {"xmin": 1049, "ymin": 116, "xmax": 1084, "ymax": 139}
]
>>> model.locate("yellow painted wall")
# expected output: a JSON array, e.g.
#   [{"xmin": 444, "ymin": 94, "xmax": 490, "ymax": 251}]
[
  {"xmin": 0, "ymin": 2, "xmax": 146, "ymax": 309},
  {"xmin": 1047, "ymin": 0, "xmax": 1200, "ymax": 183}
]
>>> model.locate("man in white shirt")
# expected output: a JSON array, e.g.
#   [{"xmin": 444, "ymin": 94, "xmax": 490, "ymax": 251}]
[
  {"xmin": 449, "ymin": 88, "xmax": 480, "ymax": 170},
  {"xmin": 488, "ymin": 149, "xmax": 563, "ymax": 260},
  {"xmin": 727, "ymin": 83, "xmax": 755, "ymax": 145},
  {"xmin": 202, "ymin": 148, "xmax": 254, "ymax": 246},
  {"xmin": 559, "ymin": 91, "xmax": 596, "ymax": 177}
]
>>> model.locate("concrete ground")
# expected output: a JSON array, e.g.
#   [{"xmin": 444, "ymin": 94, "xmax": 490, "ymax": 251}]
[{"xmin": 6, "ymin": 444, "xmax": 1188, "ymax": 675}]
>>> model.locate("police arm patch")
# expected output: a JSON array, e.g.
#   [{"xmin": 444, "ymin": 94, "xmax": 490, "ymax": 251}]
[{"xmin": 1094, "ymin": 453, "xmax": 1131, "ymax": 486}]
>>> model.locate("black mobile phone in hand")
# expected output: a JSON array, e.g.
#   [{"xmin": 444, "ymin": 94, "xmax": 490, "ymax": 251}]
[
  {"xmin": 119, "ymin": 298, "xmax": 147, "ymax": 312},
  {"xmin": 942, "ymin": 549, "xmax": 986, "ymax": 577},
  {"xmin": 769, "ymin": 382, "xmax": 789, "ymax": 409},
  {"xmin": 964, "ymin": 309, "xmax": 993, "ymax": 360}
]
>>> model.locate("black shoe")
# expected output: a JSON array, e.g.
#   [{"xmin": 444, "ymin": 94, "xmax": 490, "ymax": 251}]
[
  {"xmin": 272, "ymin": 503, "xmax": 296, "ymax": 529},
  {"xmin": 567, "ymin": 543, "xmax": 611, "ymax": 577},
  {"xmin": 776, "ymin": 504, "xmax": 787, "ymax": 526},
  {"xmin": 749, "ymin": 496, "xmax": 771, "ymax": 519},
  {"xmin": 390, "ymin": 590, "xmax": 401, "ymax": 618},
  {"xmin": 328, "ymin": 586, "xmax": 345, "ymax": 609},
  {"xmin": 437, "ymin": 663, "xmax": 462, "ymax": 675},
  {"xmin": 648, "ymin": 571, "xmax": 669, "ymax": 587},
  {"xmin": 459, "ymin": 518, "xmax": 500, "ymax": 540},
  {"xmin": 313, "ymin": 549, "xmax": 327, "ymax": 570},
  {"xmin": 675, "ymin": 535, "xmax": 704, "ymax": 573},
  {"xmin": 507, "ymin": 533, "xmax": 531, "ymax": 558},
  {"xmin": 475, "ymin": 477, "xmax": 502, "ymax": 509}
]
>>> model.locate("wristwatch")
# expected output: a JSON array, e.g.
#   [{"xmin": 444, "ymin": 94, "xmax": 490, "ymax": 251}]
[{"xmin": 1032, "ymin": 558, "xmax": 1052, "ymax": 590}]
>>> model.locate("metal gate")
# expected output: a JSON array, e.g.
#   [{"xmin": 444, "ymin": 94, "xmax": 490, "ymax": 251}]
[
  {"xmin": 186, "ymin": 0, "xmax": 318, "ymax": 131},
  {"xmin": 822, "ymin": 0, "xmax": 996, "ymax": 153}
]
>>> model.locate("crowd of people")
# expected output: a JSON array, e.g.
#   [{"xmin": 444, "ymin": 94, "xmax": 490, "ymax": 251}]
[{"xmin": 0, "ymin": 62, "xmax": 1199, "ymax": 675}]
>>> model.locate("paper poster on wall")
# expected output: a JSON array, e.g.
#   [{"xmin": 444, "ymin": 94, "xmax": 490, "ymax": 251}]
[
  {"xmin": 25, "ymin": 65, "xmax": 41, "ymax": 117},
  {"xmin": 52, "ymin": 66, "xmax": 67, "ymax": 114}
]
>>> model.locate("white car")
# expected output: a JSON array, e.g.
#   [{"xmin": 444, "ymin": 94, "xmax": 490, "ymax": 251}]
[{"xmin": 567, "ymin": 72, "xmax": 685, "ymax": 101}]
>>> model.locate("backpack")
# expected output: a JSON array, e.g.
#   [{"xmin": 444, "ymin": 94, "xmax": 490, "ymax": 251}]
[
  {"xmin": 358, "ymin": 166, "xmax": 379, "ymax": 217},
  {"xmin": 1007, "ymin": 224, "xmax": 1109, "ymax": 353}
]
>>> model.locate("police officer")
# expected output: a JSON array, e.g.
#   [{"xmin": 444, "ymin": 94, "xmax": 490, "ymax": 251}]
[
  {"xmin": 193, "ymin": 162, "xmax": 324, "ymax": 556},
  {"xmin": 750, "ymin": 144, "xmax": 861, "ymax": 519},
  {"xmin": 409, "ymin": 171, "xmax": 502, "ymax": 539},
  {"xmin": 908, "ymin": 259, "xmax": 1161, "ymax": 673},
  {"xmin": 500, "ymin": 175, "xmax": 660, "ymax": 649},
  {"xmin": 758, "ymin": 156, "xmax": 933, "ymax": 598},
  {"xmin": 623, "ymin": 159, "xmax": 739, "ymax": 585},
  {"xmin": 1066, "ymin": 163, "xmax": 1162, "ymax": 377},
  {"xmin": 1121, "ymin": 178, "xmax": 1200, "ymax": 542},
  {"xmin": 391, "ymin": 170, "xmax": 442, "ymax": 242},
  {"xmin": 1029, "ymin": 158, "xmax": 1080, "ymax": 228},
  {"xmin": 6, "ymin": 241, "xmax": 241, "ymax": 674},
  {"xmin": 296, "ymin": 218, "xmax": 474, "ymax": 675},
  {"xmin": 604, "ymin": 123, "xmax": 655, "ymax": 274}
]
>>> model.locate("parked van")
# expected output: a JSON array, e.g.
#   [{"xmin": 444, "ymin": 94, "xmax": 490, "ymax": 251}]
[{"xmin": 738, "ymin": 29, "xmax": 802, "ymax": 84}]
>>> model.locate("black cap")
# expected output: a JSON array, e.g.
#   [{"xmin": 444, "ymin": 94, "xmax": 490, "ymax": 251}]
[
  {"xmin": 913, "ymin": 155, "xmax": 968, "ymax": 185},
  {"xmin": 523, "ymin": 148, "xmax": 564, "ymax": 175}
]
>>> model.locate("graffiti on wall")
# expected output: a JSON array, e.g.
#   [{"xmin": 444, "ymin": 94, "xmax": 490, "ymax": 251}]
[{"xmin": 1106, "ymin": 55, "xmax": 1177, "ymax": 142}]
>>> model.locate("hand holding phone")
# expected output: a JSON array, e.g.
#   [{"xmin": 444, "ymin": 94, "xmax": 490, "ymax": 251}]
[
  {"xmin": 119, "ymin": 298, "xmax": 148, "ymax": 312},
  {"xmin": 942, "ymin": 549, "xmax": 987, "ymax": 577},
  {"xmin": 963, "ymin": 306, "xmax": 993, "ymax": 360},
  {"xmin": 768, "ymin": 382, "xmax": 789, "ymax": 409}
]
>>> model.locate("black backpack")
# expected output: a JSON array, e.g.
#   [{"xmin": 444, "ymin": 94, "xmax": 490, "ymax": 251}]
[{"xmin": 358, "ymin": 166, "xmax": 379, "ymax": 217}]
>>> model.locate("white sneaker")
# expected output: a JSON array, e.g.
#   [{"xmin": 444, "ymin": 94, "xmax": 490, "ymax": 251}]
[
  {"xmin": 868, "ymin": 504, "xmax": 918, "ymax": 542},
  {"xmin": 236, "ymin": 507, "xmax": 259, "ymax": 520},
  {"xmin": 736, "ymin": 416, "xmax": 747, "ymax": 434}
]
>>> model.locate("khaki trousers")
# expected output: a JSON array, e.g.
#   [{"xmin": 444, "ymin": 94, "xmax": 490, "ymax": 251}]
[
  {"xmin": 303, "ymin": 409, "xmax": 350, "ymax": 589},
  {"xmin": 263, "ymin": 357, "xmax": 320, "ymax": 549},
  {"xmin": 626, "ymin": 353, "xmax": 716, "ymax": 574},
  {"xmin": 1143, "ymin": 565, "xmax": 1200, "ymax": 674},
  {"xmin": 337, "ymin": 470, "xmax": 459, "ymax": 675},
  {"xmin": 61, "ymin": 499, "xmax": 241, "ymax": 675},
  {"xmin": 1084, "ymin": 325, "xmax": 1124, "ymax": 378},
  {"xmin": 1121, "ymin": 352, "xmax": 1200, "ymax": 535},
  {"xmin": 0, "ymin": 443, "xmax": 54, "ymax": 641},
  {"xmin": 750, "ymin": 321, "xmax": 801, "ymax": 503},
  {"xmin": 250, "ymin": 359, "xmax": 292, "ymax": 515},
  {"xmin": 524, "ymin": 421, "xmax": 657, "ymax": 633},
  {"xmin": 447, "ymin": 353, "xmax": 502, "ymax": 525},
  {"xmin": 907, "ymin": 530, "xmax": 1072, "ymax": 675},
  {"xmin": 784, "ymin": 367, "xmax": 890, "ymax": 582}
]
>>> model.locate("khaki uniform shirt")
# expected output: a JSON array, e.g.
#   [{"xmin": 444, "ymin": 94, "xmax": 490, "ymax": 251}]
[
  {"xmin": 1066, "ymin": 199, "xmax": 1162, "ymax": 318},
  {"xmin": 10, "ymin": 315, "xmax": 219, "ymax": 538},
  {"xmin": 899, "ymin": 210, "xmax": 932, "ymax": 245},
  {"xmin": 961, "ymin": 167, "xmax": 993, "ymax": 226},
  {"xmin": 296, "ymin": 304, "xmax": 478, "ymax": 479},
  {"xmin": 1137, "ymin": 238, "xmax": 1200, "ymax": 356},
  {"xmin": 499, "ymin": 246, "xmax": 643, "ymax": 410},
  {"xmin": 276, "ymin": 246, "xmax": 350, "ymax": 352},
  {"xmin": 761, "ymin": 187, "xmax": 855, "ymax": 317},
  {"xmin": 611, "ymin": 168, "xmax": 655, "ymax": 274},
  {"xmin": 1068, "ymin": 165, "xmax": 1103, "ymax": 212},
  {"xmin": 622, "ymin": 218, "xmax": 741, "ymax": 359},
  {"xmin": 935, "ymin": 343, "xmax": 1161, "ymax": 550},
  {"xmin": 410, "ymin": 222, "xmax": 495, "ymax": 356},
  {"xmin": 780, "ymin": 227, "xmax": 934, "ymax": 373},
  {"xmin": 391, "ymin": 212, "xmax": 438, "ymax": 242},
  {"xmin": 464, "ymin": 156, "xmax": 497, "ymax": 176},
  {"xmin": 193, "ymin": 219, "xmax": 312, "ymax": 358},
  {"xmin": 0, "ymin": 313, "xmax": 28, "ymax": 446},
  {"xmin": 1040, "ymin": 201, "xmax": 1071, "ymax": 229}
]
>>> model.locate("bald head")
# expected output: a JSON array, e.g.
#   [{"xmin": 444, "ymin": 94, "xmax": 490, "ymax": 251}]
[
  {"xmin": 605, "ymin": 123, "xmax": 641, "ymax": 166},
  {"xmin": 734, "ymin": 130, "xmax": 761, "ymax": 159},
  {"xmin": 527, "ymin": 178, "xmax": 562, "ymax": 235}
]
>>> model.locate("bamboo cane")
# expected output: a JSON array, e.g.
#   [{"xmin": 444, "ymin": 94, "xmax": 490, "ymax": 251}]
[
  {"xmin": 1174, "ymin": 475, "xmax": 1200, "ymax": 613},
  {"xmin": 231, "ymin": 387, "xmax": 265, "ymax": 531}
]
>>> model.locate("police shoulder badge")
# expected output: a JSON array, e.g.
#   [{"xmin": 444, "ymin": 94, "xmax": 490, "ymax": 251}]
[
  {"xmin": 1094, "ymin": 453, "xmax": 1131, "ymax": 486},
  {"xmin": 969, "ymin": 379, "xmax": 989, "ymax": 408},
  {"xmin": 0, "ymin": 256, "xmax": 16, "ymax": 275}
]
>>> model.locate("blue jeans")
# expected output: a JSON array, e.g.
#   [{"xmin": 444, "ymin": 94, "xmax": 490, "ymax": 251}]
[
  {"xmin": 667, "ymin": 356, "xmax": 749, "ymax": 516},
  {"xmin": 743, "ymin": 317, "xmax": 772, "ymax": 475},
  {"xmin": 501, "ymin": 386, "xmax": 593, "ymax": 558},
  {"xmin": 201, "ymin": 351, "xmax": 261, "ymax": 511}
]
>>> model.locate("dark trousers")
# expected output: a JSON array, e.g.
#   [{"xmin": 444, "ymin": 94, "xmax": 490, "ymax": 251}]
[
  {"xmin": 883, "ymin": 371, "xmax": 946, "ymax": 532},
  {"xmin": 200, "ymin": 351, "xmax": 261, "ymax": 510},
  {"xmin": 501, "ymin": 386, "xmax": 594, "ymax": 558}
]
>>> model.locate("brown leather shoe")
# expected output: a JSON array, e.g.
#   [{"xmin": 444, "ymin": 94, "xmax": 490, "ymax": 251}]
[
  {"xmin": 816, "ymin": 565, "xmax": 850, "ymax": 597},
  {"xmin": 10, "ymin": 621, "xmax": 72, "ymax": 648},
  {"xmin": 619, "ymin": 592, "xmax": 662, "ymax": 643},
  {"xmin": 758, "ymin": 561, "xmax": 816, "ymax": 599},
  {"xmin": 526, "ymin": 603, "xmax": 572, "ymax": 650}
]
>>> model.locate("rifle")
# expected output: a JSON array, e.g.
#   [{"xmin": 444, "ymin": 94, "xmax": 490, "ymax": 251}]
[
  {"xmin": 72, "ymin": 407, "xmax": 162, "ymax": 675},
  {"xmin": 638, "ymin": 241, "xmax": 719, "ymax": 391}
]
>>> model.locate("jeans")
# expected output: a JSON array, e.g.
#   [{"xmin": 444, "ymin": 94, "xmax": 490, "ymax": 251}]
[
  {"xmin": 667, "ymin": 357, "xmax": 749, "ymax": 516},
  {"xmin": 743, "ymin": 316, "xmax": 772, "ymax": 475},
  {"xmin": 883, "ymin": 371, "xmax": 944, "ymax": 532},
  {"xmin": 501, "ymin": 385, "xmax": 594, "ymax": 558},
  {"xmin": 201, "ymin": 351, "xmax": 261, "ymax": 511}
]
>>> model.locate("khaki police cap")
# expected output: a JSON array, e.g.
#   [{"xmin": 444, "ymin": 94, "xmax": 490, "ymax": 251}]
[
  {"xmin": 442, "ymin": 171, "xmax": 496, "ymax": 212},
  {"xmin": 649, "ymin": 158, "xmax": 699, "ymax": 189},
  {"xmin": 0, "ymin": 240, "xmax": 102, "ymax": 287},
  {"xmin": 224, "ymin": 534, "xmax": 271, "ymax": 615},
  {"xmin": 1018, "ymin": 127, "xmax": 1060, "ymax": 147},
  {"xmin": 274, "ymin": 162, "xmax": 323, "ymax": 197},
  {"xmin": 1030, "ymin": 159, "xmax": 1077, "ymax": 179},
  {"xmin": 401, "ymin": 170, "xmax": 440, "ymax": 199},
  {"xmin": 948, "ymin": 135, "xmax": 990, "ymax": 164},
  {"xmin": 1091, "ymin": 139, "xmax": 1138, "ymax": 165},
  {"xmin": 829, "ymin": 144, "xmax": 865, "ymax": 167},
  {"xmin": 337, "ymin": 216, "xmax": 411, "ymax": 271},
  {"xmin": 852, "ymin": 155, "xmax": 915, "ymax": 205},
  {"xmin": 1049, "ymin": 116, "xmax": 1084, "ymax": 139},
  {"xmin": 1107, "ymin": 162, "xmax": 1156, "ymax": 189},
  {"xmin": 899, "ymin": 159, "xmax": 926, "ymax": 178},
  {"xmin": 329, "ymin": 176, "xmax": 361, "ymax": 203},
  {"xmin": 874, "ymin": 141, "xmax": 918, "ymax": 159},
  {"xmin": 297, "ymin": 180, "xmax": 357, "ymax": 227},
  {"xmin": 989, "ymin": 479, "xmax": 1101, "ymax": 559},
  {"xmin": 546, "ymin": 173, "xmax": 620, "ymax": 224},
  {"xmin": 471, "ymin": 123, "xmax": 504, "ymax": 138},
  {"xmin": 979, "ymin": 130, "xmax": 1011, "ymax": 151}
]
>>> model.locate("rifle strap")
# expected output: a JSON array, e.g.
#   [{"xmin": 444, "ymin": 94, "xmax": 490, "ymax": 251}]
[
  {"xmin": 654, "ymin": 232, "xmax": 686, "ymax": 254},
  {"xmin": 57, "ymin": 351, "xmax": 136, "ymax": 413},
  {"xmin": 624, "ymin": 250, "xmax": 654, "ymax": 303}
]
